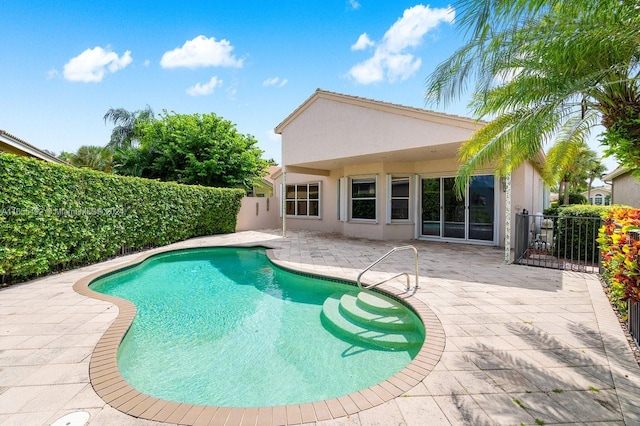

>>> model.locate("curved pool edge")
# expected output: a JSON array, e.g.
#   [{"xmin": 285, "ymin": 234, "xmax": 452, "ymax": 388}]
[{"xmin": 72, "ymin": 245, "xmax": 446, "ymax": 426}]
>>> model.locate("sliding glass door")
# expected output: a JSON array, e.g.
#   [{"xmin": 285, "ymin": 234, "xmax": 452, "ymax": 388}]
[
  {"xmin": 420, "ymin": 175, "xmax": 495, "ymax": 243},
  {"xmin": 421, "ymin": 178, "xmax": 440, "ymax": 236},
  {"xmin": 468, "ymin": 175, "xmax": 495, "ymax": 241}
]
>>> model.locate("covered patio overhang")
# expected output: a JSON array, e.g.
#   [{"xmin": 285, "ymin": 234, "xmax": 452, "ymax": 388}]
[{"xmin": 281, "ymin": 140, "xmax": 463, "ymax": 176}]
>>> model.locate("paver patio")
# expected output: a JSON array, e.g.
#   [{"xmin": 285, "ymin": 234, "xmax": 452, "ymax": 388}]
[{"xmin": 1, "ymin": 229, "xmax": 639, "ymax": 425}]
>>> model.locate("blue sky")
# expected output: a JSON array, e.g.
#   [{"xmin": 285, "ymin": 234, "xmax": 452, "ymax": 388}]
[{"xmin": 0, "ymin": 1, "xmax": 616, "ymax": 173}]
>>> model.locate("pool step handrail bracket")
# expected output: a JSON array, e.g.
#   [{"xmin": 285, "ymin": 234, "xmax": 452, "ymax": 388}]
[{"xmin": 356, "ymin": 245, "xmax": 419, "ymax": 292}]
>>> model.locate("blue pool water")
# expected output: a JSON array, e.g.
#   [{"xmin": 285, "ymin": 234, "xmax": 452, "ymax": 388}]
[{"xmin": 90, "ymin": 247, "xmax": 423, "ymax": 407}]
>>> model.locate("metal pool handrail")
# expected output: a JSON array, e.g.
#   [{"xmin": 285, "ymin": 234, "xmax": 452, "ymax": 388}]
[{"xmin": 356, "ymin": 245, "xmax": 419, "ymax": 292}]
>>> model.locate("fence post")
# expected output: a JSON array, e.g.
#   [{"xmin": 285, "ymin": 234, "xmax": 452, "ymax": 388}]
[{"xmin": 514, "ymin": 211, "xmax": 529, "ymax": 263}]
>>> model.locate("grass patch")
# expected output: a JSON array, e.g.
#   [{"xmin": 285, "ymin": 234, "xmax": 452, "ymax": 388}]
[{"xmin": 513, "ymin": 398, "xmax": 527, "ymax": 410}]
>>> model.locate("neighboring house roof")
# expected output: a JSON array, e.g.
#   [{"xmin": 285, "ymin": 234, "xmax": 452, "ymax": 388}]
[
  {"xmin": 275, "ymin": 88, "xmax": 486, "ymax": 134},
  {"xmin": 263, "ymin": 165, "xmax": 280, "ymax": 186},
  {"xmin": 0, "ymin": 129, "xmax": 65, "ymax": 164},
  {"xmin": 581, "ymin": 185, "xmax": 611, "ymax": 196},
  {"xmin": 602, "ymin": 166, "xmax": 630, "ymax": 182}
]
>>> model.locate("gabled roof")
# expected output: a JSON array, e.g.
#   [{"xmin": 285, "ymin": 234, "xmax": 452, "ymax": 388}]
[
  {"xmin": 274, "ymin": 88, "xmax": 485, "ymax": 134},
  {"xmin": 0, "ymin": 129, "xmax": 65, "ymax": 164},
  {"xmin": 602, "ymin": 166, "xmax": 630, "ymax": 182}
]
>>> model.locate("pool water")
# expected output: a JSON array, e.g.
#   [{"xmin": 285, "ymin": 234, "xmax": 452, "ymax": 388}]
[{"xmin": 90, "ymin": 247, "xmax": 424, "ymax": 407}]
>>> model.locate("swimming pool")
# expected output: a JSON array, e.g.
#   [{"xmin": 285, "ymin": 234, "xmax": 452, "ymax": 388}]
[{"xmin": 88, "ymin": 247, "xmax": 425, "ymax": 407}]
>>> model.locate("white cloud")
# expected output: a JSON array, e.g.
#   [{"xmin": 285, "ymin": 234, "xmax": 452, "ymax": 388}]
[
  {"xmin": 348, "ymin": 54, "xmax": 385, "ymax": 84},
  {"xmin": 262, "ymin": 77, "xmax": 288, "ymax": 87},
  {"xmin": 348, "ymin": 5, "xmax": 454, "ymax": 84},
  {"xmin": 161, "ymin": 35, "xmax": 243, "ymax": 69},
  {"xmin": 63, "ymin": 46, "xmax": 132, "ymax": 83},
  {"xmin": 351, "ymin": 33, "xmax": 374, "ymax": 51},
  {"xmin": 143, "ymin": 59, "xmax": 150, "ymax": 67},
  {"xmin": 348, "ymin": 0, "xmax": 361, "ymax": 10},
  {"xmin": 186, "ymin": 76, "xmax": 223, "ymax": 96},
  {"xmin": 386, "ymin": 53, "xmax": 422, "ymax": 82}
]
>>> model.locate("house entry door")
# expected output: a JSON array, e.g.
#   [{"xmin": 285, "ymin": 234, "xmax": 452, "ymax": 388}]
[{"xmin": 420, "ymin": 175, "xmax": 495, "ymax": 243}]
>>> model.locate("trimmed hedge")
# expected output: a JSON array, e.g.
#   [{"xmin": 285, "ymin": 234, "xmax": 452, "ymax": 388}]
[
  {"xmin": 555, "ymin": 204, "xmax": 612, "ymax": 262},
  {"xmin": 0, "ymin": 153, "xmax": 244, "ymax": 284}
]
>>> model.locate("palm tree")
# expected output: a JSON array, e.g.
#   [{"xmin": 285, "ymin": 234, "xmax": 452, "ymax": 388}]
[
  {"xmin": 103, "ymin": 105, "xmax": 154, "ymax": 149},
  {"xmin": 425, "ymin": 0, "xmax": 640, "ymax": 194},
  {"xmin": 586, "ymin": 160, "xmax": 608, "ymax": 204},
  {"xmin": 63, "ymin": 145, "xmax": 113, "ymax": 173},
  {"xmin": 546, "ymin": 142, "xmax": 596, "ymax": 204}
]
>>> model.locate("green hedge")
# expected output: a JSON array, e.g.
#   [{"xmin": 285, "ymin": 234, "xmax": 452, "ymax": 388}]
[
  {"xmin": 0, "ymin": 153, "xmax": 244, "ymax": 284},
  {"xmin": 554, "ymin": 205, "xmax": 612, "ymax": 262}
]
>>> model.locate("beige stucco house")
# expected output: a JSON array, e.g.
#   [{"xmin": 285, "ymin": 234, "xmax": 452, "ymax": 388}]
[
  {"xmin": 0, "ymin": 129, "xmax": 64, "ymax": 164},
  {"xmin": 273, "ymin": 89, "xmax": 548, "ymax": 248},
  {"xmin": 581, "ymin": 185, "xmax": 611, "ymax": 206},
  {"xmin": 603, "ymin": 167, "xmax": 640, "ymax": 208}
]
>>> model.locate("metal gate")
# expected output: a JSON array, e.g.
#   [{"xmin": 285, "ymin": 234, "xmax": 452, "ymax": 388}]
[{"xmin": 514, "ymin": 212, "xmax": 601, "ymax": 273}]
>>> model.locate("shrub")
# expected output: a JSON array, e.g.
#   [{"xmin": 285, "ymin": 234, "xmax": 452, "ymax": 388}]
[
  {"xmin": 0, "ymin": 153, "xmax": 244, "ymax": 284},
  {"xmin": 555, "ymin": 205, "xmax": 612, "ymax": 262},
  {"xmin": 598, "ymin": 207, "xmax": 640, "ymax": 317},
  {"xmin": 557, "ymin": 193, "xmax": 588, "ymax": 206}
]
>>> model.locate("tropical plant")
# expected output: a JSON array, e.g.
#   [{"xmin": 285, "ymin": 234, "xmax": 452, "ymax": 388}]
[
  {"xmin": 425, "ymin": 0, "xmax": 640, "ymax": 194},
  {"xmin": 547, "ymin": 143, "xmax": 598, "ymax": 204},
  {"xmin": 586, "ymin": 159, "xmax": 608, "ymax": 204},
  {"xmin": 58, "ymin": 145, "xmax": 113, "ymax": 173},
  {"xmin": 599, "ymin": 207, "xmax": 640, "ymax": 316},
  {"xmin": 104, "ymin": 105, "xmax": 154, "ymax": 149}
]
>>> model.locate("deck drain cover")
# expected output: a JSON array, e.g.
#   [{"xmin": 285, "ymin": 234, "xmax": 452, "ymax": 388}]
[{"xmin": 50, "ymin": 411, "xmax": 90, "ymax": 426}]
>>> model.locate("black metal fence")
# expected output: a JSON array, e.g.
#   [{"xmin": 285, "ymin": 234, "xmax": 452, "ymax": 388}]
[
  {"xmin": 630, "ymin": 300, "xmax": 640, "ymax": 349},
  {"xmin": 629, "ymin": 229, "xmax": 640, "ymax": 349},
  {"xmin": 514, "ymin": 212, "xmax": 601, "ymax": 273}
]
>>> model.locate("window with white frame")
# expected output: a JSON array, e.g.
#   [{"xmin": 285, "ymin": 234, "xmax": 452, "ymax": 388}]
[
  {"xmin": 285, "ymin": 183, "xmax": 320, "ymax": 217},
  {"xmin": 594, "ymin": 193, "xmax": 603, "ymax": 205},
  {"xmin": 351, "ymin": 176, "xmax": 376, "ymax": 220},
  {"xmin": 389, "ymin": 176, "xmax": 410, "ymax": 221}
]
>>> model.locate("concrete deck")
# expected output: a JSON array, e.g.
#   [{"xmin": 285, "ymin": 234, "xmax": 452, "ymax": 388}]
[{"xmin": 1, "ymin": 229, "xmax": 639, "ymax": 425}]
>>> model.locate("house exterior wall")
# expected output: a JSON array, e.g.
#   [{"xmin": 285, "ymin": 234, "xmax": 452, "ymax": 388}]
[
  {"xmin": 274, "ymin": 160, "xmax": 547, "ymax": 248},
  {"xmin": 274, "ymin": 90, "xmax": 546, "ymax": 248},
  {"xmin": 282, "ymin": 98, "xmax": 475, "ymax": 167},
  {"xmin": 612, "ymin": 173, "xmax": 640, "ymax": 207},
  {"xmin": 236, "ymin": 196, "xmax": 279, "ymax": 231}
]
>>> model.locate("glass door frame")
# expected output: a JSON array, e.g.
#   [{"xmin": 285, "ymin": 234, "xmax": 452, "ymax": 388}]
[{"xmin": 416, "ymin": 175, "xmax": 498, "ymax": 245}]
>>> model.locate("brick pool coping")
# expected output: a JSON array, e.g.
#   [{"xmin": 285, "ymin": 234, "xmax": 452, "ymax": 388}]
[{"xmin": 72, "ymin": 245, "xmax": 445, "ymax": 426}]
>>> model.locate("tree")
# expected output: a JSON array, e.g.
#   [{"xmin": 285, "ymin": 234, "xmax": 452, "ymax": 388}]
[
  {"xmin": 115, "ymin": 110, "xmax": 269, "ymax": 189},
  {"xmin": 104, "ymin": 106, "xmax": 154, "ymax": 149},
  {"xmin": 59, "ymin": 145, "xmax": 113, "ymax": 173},
  {"xmin": 546, "ymin": 143, "xmax": 598, "ymax": 204},
  {"xmin": 424, "ymin": 0, "xmax": 640, "ymax": 194},
  {"xmin": 586, "ymin": 159, "xmax": 607, "ymax": 204}
]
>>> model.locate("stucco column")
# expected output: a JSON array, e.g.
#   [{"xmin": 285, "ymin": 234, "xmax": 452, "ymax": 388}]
[
  {"xmin": 282, "ymin": 170, "xmax": 287, "ymax": 238},
  {"xmin": 504, "ymin": 173, "xmax": 511, "ymax": 263}
]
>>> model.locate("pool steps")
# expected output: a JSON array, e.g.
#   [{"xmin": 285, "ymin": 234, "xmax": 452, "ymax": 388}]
[{"xmin": 321, "ymin": 291, "xmax": 423, "ymax": 350}]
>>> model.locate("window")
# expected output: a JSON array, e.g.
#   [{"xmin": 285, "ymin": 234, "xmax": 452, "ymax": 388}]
[
  {"xmin": 285, "ymin": 183, "xmax": 320, "ymax": 217},
  {"xmin": 390, "ymin": 176, "xmax": 410, "ymax": 221},
  {"xmin": 594, "ymin": 194, "xmax": 603, "ymax": 205},
  {"xmin": 351, "ymin": 177, "xmax": 376, "ymax": 220}
]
